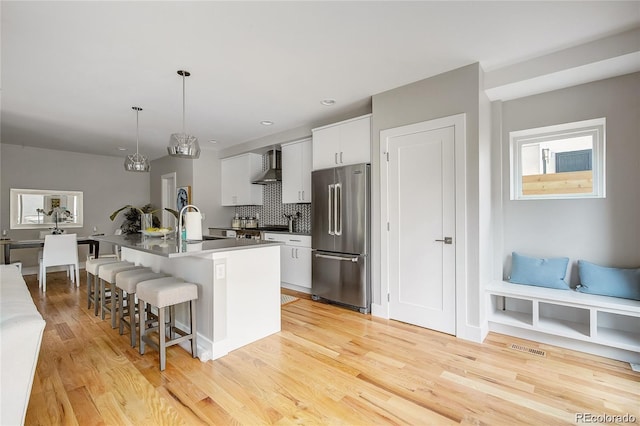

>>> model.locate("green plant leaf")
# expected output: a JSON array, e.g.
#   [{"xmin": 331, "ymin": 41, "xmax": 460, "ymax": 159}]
[
  {"xmin": 164, "ymin": 208, "xmax": 180, "ymax": 219},
  {"xmin": 110, "ymin": 205, "xmax": 137, "ymax": 221}
]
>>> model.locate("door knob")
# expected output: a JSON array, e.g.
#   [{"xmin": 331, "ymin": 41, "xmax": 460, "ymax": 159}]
[{"xmin": 435, "ymin": 237, "xmax": 453, "ymax": 244}]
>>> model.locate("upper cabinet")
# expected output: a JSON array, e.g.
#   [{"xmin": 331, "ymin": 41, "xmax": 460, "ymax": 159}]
[
  {"xmin": 312, "ymin": 114, "xmax": 371, "ymax": 170},
  {"xmin": 221, "ymin": 153, "xmax": 263, "ymax": 206},
  {"xmin": 282, "ymin": 138, "xmax": 312, "ymax": 204}
]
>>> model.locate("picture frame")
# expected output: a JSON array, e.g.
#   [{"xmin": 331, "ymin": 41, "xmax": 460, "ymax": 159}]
[{"xmin": 176, "ymin": 186, "xmax": 191, "ymax": 213}]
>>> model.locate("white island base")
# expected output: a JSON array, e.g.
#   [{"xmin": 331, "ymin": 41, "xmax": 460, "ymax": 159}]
[{"xmin": 121, "ymin": 244, "xmax": 281, "ymax": 362}]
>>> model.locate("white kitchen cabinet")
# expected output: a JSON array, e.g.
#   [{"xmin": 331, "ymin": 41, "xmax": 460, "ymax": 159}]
[
  {"xmin": 282, "ymin": 138, "xmax": 312, "ymax": 204},
  {"xmin": 312, "ymin": 114, "xmax": 371, "ymax": 170},
  {"xmin": 221, "ymin": 153, "xmax": 263, "ymax": 206},
  {"xmin": 263, "ymin": 233, "xmax": 312, "ymax": 292}
]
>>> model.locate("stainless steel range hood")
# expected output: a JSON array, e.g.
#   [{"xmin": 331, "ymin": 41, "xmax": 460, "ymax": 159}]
[{"xmin": 252, "ymin": 149, "xmax": 281, "ymax": 185}]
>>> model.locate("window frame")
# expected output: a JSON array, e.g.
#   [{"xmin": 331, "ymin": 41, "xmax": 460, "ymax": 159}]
[{"xmin": 509, "ymin": 117, "xmax": 606, "ymax": 200}]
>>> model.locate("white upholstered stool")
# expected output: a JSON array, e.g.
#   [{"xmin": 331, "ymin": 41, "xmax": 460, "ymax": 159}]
[
  {"xmin": 85, "ymin": 258, "xmax": 120, "ymax": 315},
  {"xmin": 137, "ymin": 277, "xmax": 198, "ymax": 371},
  {"xmin": 115, "ymin": 268, "xmax": 169, "ymax": 347},
  {"xmin": 98, "ymin": 262, "xmax": 144, "ymax": 328}
]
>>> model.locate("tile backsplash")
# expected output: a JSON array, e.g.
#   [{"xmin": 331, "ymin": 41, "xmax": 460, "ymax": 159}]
[{"xmin": 233, "ymin": 152, "xmax": 311, "ymax": 233}]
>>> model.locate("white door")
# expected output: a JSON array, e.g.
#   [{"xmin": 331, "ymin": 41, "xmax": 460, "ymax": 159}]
[
  {"xmin": 161, "ymin": 172, "xmax": 177, "ymax": 229},
  {"xmin": 385, "ymin": 124, "xmax": 456, "ymax": 334}
]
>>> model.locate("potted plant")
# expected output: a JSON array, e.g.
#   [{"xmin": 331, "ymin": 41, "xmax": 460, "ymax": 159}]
[{"xmin": 110, "ymin": 204, "xmax": 179, "ymax": 234}]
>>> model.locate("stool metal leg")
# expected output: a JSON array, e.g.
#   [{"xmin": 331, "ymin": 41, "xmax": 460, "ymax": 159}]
[
  {"xmin": 110, "ymin": 283, "xmax": 118, "ymax": 329},
  {"xmin": 190, "ymin": 299, "xmax": 197, "ymax": 358},
  {"xmin": 158, "ymin": 306, "xmax": 166, "ymax": 371},
  {"xmin": 139, "ymin": 299, "xmax": 146, "ymax": 354},
  {"xmin": 100, "ymin": 279, "xmax": 107, "ymax": 320},
  {"xmin": 87, "ymin": 271, "xmax": 93, "ymax": 310},
  {"xmin": 117, "ymin": 288, "xmax": 125, "ymax": 335},
  {"xmin": 128, "ymin": 292, "xmax": 137, "ymax": 347}
]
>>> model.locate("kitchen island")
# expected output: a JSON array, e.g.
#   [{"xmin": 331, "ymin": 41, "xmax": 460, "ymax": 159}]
[{"xmin": 93, "ymin": 234, "xmax": 282, "ymax": 361}]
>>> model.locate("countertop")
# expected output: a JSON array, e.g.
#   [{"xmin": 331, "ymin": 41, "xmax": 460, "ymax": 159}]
[
  {"xmin": 208, "ymin": 227, "xmax": 311, "ymax": 237},
  {"xmin": 258, "ymin": 230, "xmax": 311, "ymax": 236},
  {"xmin": 93, "ymin": 234, "xmax": 281, "ymax": 258}
]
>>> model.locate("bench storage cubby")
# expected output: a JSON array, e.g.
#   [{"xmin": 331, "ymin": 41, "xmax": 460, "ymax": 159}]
[{"xmin": 486, "ymin": 281, "xmax": 640, "ymax": 363}]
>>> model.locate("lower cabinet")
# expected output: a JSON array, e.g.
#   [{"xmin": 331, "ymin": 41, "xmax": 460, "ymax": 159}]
[{"xmin": 263, "ymin": 233, "xmax": 311, "ymax": 292}]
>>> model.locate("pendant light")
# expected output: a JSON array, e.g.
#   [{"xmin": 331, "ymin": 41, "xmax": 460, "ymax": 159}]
[
  {"xmin": 167, "ymin": 70, "xmax": 201, "ymax": 159},
  {"xmin": 124, "ymin": 106, "xmax": 150, "ymax": 172}
]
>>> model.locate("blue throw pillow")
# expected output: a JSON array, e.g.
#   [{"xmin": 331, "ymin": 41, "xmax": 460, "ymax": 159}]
[
  {"xmin": 509, "ymin": 252, "xmax": 570, "ymax": 289},
  {"xmin": 577, "ymin": 260, "xmax": 640, "ymax": 301}
]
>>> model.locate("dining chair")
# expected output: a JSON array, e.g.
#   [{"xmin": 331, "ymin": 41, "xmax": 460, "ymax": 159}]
[
  {"xmin": 37, "ymin": 231, "xmax": 51, "ymax": 283},
  {"xmin": 39, "ymin": 234, "xmax": 79, "ymax": 292},
  {"xmin": 37, "ymin": 230, "xmax": 73, "ymax": 282}
]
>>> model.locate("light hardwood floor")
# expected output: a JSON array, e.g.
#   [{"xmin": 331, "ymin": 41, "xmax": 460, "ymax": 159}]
[{"xmin": 24, "ymin": 271, "xmax": 639, "ymax": 425}]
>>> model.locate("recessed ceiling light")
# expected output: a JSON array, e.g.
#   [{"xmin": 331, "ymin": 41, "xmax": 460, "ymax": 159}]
[
  {"xmin": 260, "ymin": 120, "xmax": 274, "ymax": 126},
  {"xmin": 321, "ymin": 99, "xmax": 336, "ymax": 106},
  {"xmin": 117, "ymin": 147, "xmax": 127, "ymax": 151},
  {"xmin": 209, "ymin": 140, "xmax": 218, "ymax": 144}
]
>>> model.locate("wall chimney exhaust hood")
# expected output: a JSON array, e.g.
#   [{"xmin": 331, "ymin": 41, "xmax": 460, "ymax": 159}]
[{"xmin": 252, "ymin": 148, "xmax": 281, "ymax": 185}]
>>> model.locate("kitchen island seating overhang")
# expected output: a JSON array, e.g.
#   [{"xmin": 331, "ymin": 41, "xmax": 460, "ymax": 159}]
[{"xmin": 92, "ymin": 234, "xmax": 282, "ymax": 361}]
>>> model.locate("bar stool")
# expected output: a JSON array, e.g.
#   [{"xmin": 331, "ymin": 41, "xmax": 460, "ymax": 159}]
[
  {"xmin": 115, "ymin": 268, "xmax": 169, "ymax": 347},
  {"xmin": 85, "ymin": 258, "xmax": 120, "ymax": 315},
  {"xmin": 137, "ymin": 277, "xmax": 198, "ymax": 371},
  {"xmin": 98, "ymin": 261, "xmax": 144, "ymax": 328}
]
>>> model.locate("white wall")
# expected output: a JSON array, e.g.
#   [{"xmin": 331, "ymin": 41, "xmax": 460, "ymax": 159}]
[
  {"xmin": 0, "ymin": 144, "xmax": 150, "ymax": 266},
  {"xmin": 499, "ymin": 72, "xmax": 640, "ymax": 285}
]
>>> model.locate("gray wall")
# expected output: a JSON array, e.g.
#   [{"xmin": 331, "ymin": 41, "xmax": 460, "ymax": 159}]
[
  {"xmin": 500, "ymin": 72, "xmax": 640, "ymax": 285},
  {"xmin": 150, "ymin": 151, "xmax": 233, "ymax": 230},
  {"xmin": 0, "ymin": 144, "xmax": 150, "ymax": 266},
  {"xmin": 193, "ymin": 150, "xmax": 233, "ymax": 228},
  {"xmin": 372, "ymin": 63, "xmax": 487, "ymax": 333},
  {"xmin": 149, "ymin": 154, "xmax": 194, "ymax": 229}
]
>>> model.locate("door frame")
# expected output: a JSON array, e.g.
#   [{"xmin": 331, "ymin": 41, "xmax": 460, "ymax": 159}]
[
  {"xmin": 161, "ymin": 172, "xmax": 177, "ymax": 229},
  {"xmin": 380, "ymin": 113, "xmax": 467, "ymax": 337}
]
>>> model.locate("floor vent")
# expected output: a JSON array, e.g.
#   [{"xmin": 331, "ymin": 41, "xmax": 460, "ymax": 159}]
[{"xmin": 510, "ymin": 343, "xmax": 546, "ymax": 357}]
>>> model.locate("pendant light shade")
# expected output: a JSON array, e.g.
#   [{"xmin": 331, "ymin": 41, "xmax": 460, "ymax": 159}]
[
  {"xmin": 168, "ymin": 70, "xmax": 200, "ymax": 159},
  {"xmin": 124, "ymin": 106, "xmax": 150, "ymax": 172}
]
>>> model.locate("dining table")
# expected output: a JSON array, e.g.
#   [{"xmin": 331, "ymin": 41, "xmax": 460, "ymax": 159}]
[{"xmin": 1, "ymin": 235, "xmax": 100, "ymax": 265}]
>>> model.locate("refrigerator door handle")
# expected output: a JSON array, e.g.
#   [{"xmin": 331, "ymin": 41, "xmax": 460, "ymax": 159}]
[
  {"xmin": 335, "ymin": 183, "xmax": 342, "ymax": 236},
  {"xmin": 314, "ymin": 253, "xmax": 358, "ymax": 263},
  {"xmin": 328, "ymin": 184, "xmax": 335, "ymax": 235}
]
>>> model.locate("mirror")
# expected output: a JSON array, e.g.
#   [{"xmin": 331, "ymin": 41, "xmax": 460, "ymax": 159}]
[
  {"xmin": 510, "ymin": 118, "xmax": 606, "ymax": 200},
  {"xmin": 10, "ymin": 189, "xmax": 83, "ymax": 230}
]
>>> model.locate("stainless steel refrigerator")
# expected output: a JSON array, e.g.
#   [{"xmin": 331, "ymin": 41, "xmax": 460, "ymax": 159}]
[{"xmin": 311, "ymin": 163, "xmax": 370, "ymax": 313}]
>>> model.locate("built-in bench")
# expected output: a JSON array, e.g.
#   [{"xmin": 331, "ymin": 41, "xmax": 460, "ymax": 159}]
[{"xmin": 485, "ymin": 280, "xmax": 640, "ymax": 364}]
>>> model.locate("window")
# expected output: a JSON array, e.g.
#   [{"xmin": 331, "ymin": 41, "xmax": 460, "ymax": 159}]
[{"xmin": 510, "ymin": 118, "xmax": 606, "ymax": 200}]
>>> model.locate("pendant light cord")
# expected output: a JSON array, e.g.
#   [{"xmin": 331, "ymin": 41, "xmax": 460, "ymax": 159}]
[
  {"xmin": 136, "ymin": 108, "xmax": 140, "ymax": 154},
  {"xmin": 182, "ymin": 73, "xmax": 186, "ymax": 134},
  {"xmin": 133, "ymin": 106, "xmax": 142, "ymax": 155}
]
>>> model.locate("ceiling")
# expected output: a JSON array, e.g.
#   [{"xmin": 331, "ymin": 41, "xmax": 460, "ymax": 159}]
[{"xmin": 2, "ymin": 1, "xmax": 639, "ymax": 161}]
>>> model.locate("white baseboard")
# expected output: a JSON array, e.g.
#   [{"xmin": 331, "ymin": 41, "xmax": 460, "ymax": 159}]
[
  {"xmin": 370, "ymin": 303, "xmax": 387, "ymax": 318},
  {"xmin": 489, "ymin": 322, "xmax": 640, "ymax": 364},
  {"xmin": 173, "ymin": 319, "xmax": 226, "ymax": 362},
  {"xmin": 456, "ymin": 323, "xmax": 485, "ymax": 343},
  {"xmin": 280, "ymin": 282, "xmax": 311, "ymax": 294}
]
